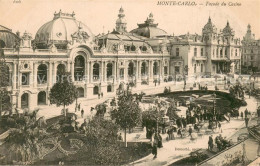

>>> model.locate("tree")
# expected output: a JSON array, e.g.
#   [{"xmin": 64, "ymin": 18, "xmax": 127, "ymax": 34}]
[
  {"xmin": 111, "ymin": 88, "xmax": 142, "ymax": 147},
  {"xmin": 0, "ymin": 48, "xmax": 11, "ymax": 120},
  {"xmin": 84, "ymin": 116, "xmax": 121, "ymax": 165},
  {"xmin": 49, "ymin": 72, "xmax": 78, "ymax": 118}
]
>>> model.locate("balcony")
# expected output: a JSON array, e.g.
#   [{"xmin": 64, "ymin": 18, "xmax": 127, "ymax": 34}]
[
  {"xmin": 211, "ymin": 56, "xmax": 229, "ymax": 61},
  {"xmin": 170, "ymin": 56, "xmax": 183, "ymax": 60},
  {"xmin": 192, "ymin": 56, "xmax": 207, "ymax": 61}
]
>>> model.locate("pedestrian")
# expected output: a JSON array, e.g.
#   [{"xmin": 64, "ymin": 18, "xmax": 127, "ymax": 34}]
[
  {"xmin": 81, "ymin": 109, "xmax": 84, "ymax": 118},
  {"xmin": 208, "ymin": 135, "xmax": 213, "ymax": 151},
  {"xmin": 177, "ymin": 128, "xmax": 183, "ymax": 138},
  {"xmin": 241, "ymin": 111, "xmax": 244, "ymax": 120},
  {"xmin": 188, "ymin": 126, "xmax": 193, "ymax": 136},
  {"xmin": 118, "ymin": 133, "xmax": 123, "ymax": 141},
  {"xmin": 218, "ymin": 122, "xmax": 222, "ymax": 133},
  {"xmin": 245, "ymin": 109, "xmax": 249, "ymax": 118},
  {"xmin": 151, "ymin": 133, "xmax": 158, "ymax": 159},
  {"xmin": 101, "ymin": 92, "xmax": 103, "ymax": 98},
  {"xmin": 98, "ymin": 93, "xmax": 100, "ymax": 99},
  {"xmin": 245, "ymin": 117, "xmax": 249, "ymax": 128},
  {"xmin": 78, "ymin": 103, "xmax": 81, "ymax": 112}
]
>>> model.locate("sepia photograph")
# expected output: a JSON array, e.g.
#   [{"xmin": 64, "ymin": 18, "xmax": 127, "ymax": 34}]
[{"xmin": 0, "ymin": 0, "xmax": 259, "ymax": 165}]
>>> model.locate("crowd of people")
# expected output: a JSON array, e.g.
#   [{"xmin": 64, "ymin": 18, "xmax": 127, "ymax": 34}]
[{"xmin": 208, "ymin": 134, "xmax": 233, "ymax": 152}]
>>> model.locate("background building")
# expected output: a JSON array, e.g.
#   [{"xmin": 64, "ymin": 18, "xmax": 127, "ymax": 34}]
[{"xmin": 241, "ymin": 24, "xmax": 260, "ymax": 74}]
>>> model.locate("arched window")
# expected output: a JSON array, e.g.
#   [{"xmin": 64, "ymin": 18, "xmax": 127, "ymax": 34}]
[
  {"xmin": 57, "ymin": 64, "xmax": 66, "ymax": 82},
  {"xmin": 21, "ymin": 93, "xmax": 29, "ymax": 109},
  {"xmin": 153, "ymin": 62, "xmax": 159, "ymax": 75},
  {"xmin": 106, "ymin": 63, "xmax": 113, "ymax": 79},
  {"xmin": 74, "ymin": 55, "xmax": 85, "ymax": 81},
  {"xmin": 107, "ymin": 85, "xmax": 112, "ymax": 92},
  {"xmin": 120, "ymin": 68, "xmax": 124, "ymax": 78},
  {"xmin": 38, "ymin": 91, "xmax": 46, "ymax": 105},
  {"xmin": 140, "ymin": 46, "xmax": 147, "ymax": 51},
  {"xmin": 93, "ymin": 86, "xmax": 99, "ymax": 95},
  {"xmin": 130, "ymin": 45, "xmax": 136, "ymax": 51},
  {"xmin": 141, "ymin": 62, "xmax": 147, "ymax": 75},
  {"xmin": 164, "ymin": 66, "xmax": 168, "ymax": 75},
  {"xmin": 77, "ymin": 87, "xmax": 84, "ymax": 98},
  {"xmin": 37, "ymin": 64, "xmax": 47, "ymax": 84},
  {"xmin": 93, "ymin": 63, "xmax": 100, "ymax": 80},
  {"xmin": 128, "ymin": 62, "xmax": 134, "ymax": 76},
  {"xmin": 220, "ymin": 48, "xmax": 223, "ymax": 57}
]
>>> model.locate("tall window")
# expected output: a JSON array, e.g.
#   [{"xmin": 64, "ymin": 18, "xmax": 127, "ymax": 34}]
[
  {"xmin": 201, "ymin": 48, "xmax": 203, "ymax": 56},
  {"xmin": 194, "ymin": 48, "xmax": 197, "ymax": 57},
  {"xmin": 120, "ymin": 69, "xmax": 124, "ymax": 78},
  {"xmin": 37, "ymin": 64, "xmax": 47, "ymax": 84},
  {"xmin": 141, "ymin": 62, "xmax": 146, "ymax": 75},
  {"xmin": 235, "ymin": 49, "xmax": 238, "ymax": 56},
  {"xmin": 217, "ymin": 48, "xmax": 219, "ymax": 56},
  {"xmin": 93, "ymin": 63, "xmax": 100, "ymax": 80},
  {"xmin": 220, "ymin": 48, "xmax": 223, "ymax": 57},
  {"xmin": 225, "ymin": 48, "xmax": 227, "ymax": 56},
  {"xmin": 128, "ymin": 62, "xmax": 134, "ymax": 76},
  {"xmin": 22, "ymin": 73, "xmax": 30, "ymax": 85},
  {"xmin": 74, "ymin": 55, "xmax": 85, "ymax": 81},
  {"xmin": 153, "ymin": 62, "xmax": 159, "ymax": 75},
  {"xmin": 106, "ymin": 63, "xmax": 113, "ymax": 78},
  {"xmin": 176, "ymin": 48, "xmax": 179, "ymax": 56}
]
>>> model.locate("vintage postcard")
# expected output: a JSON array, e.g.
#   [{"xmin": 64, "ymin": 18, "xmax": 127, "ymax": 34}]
[{"xmin": 0, "ymin": 0, "xmax": 259, "ymax": 165}]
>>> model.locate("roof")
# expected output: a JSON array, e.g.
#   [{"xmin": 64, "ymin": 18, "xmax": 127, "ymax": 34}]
[
  {"xmin": 34, "ymin": 11, "xmax": 94, "ymax": 45},
  {"xmin": 97, "ymin": 32, "xmax": 151, "ymax": 52},
  {"xmin": 130, "ymin": 13, "xmax": 168, "ymax": 38},
  {"xmin": 130, "ymin": 26, "xmax": 168, "ymax": 38},
  {"xmin": 0, "ymin": 25, "xmax": 20, "ymax": 48}
]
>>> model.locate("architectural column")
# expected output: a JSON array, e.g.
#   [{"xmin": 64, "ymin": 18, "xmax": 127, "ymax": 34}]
[
  {"xmin": 12, "ymin": 63, "xmax": 17, "ymax": 90},
  {"xmin": 70, "ymin": 62, "xmax": 74, "ymax": 82},
  {"xmin": 104, "ymin": 61, "xmax": 107, "ymax": 82},
  {"xmin": 53, "ymin": 62, "xmax": 57, "ymax": 84},
  {"xmin": 87, "ymin": 61, "xmax": 90, "ymax": 83},
  {"xmin": 124, "ymin": 61, "xmax": 127, "ymax": 81},
  {"xmin": 113, "ymin": 61, "xmax": 116, "ymax": 82},
  {"xmin": 90, "ymin": 61, "xmax": 93, "ymax": 83},
  {"xmin": 100, "ymin": 61, "xmax": 103, "ymax": 82},
  {"xmin": 138, "ymin": 61, "xmax": 141, "ymax": 79},
  {"xmin": 67, "ymin": 61, "xmax": 71, "ymax": 72},
  {"xmin": 48, "ymin": 62, "xmax": 53, "ymax": 87},
  {"xmin": 150, "ymin": 60, "xmax": 153, "ymax": 78},
  {"xmin": 116, "ymin": 61, "xmax": 119, "ymax": 82},
  {"xmin": 33, "ymin": 62, "xmax": 38, "ymax": 88}
]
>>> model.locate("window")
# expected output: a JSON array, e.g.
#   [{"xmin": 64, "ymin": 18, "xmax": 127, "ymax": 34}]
[
  {"xmin": 164, "ymin": 66, "xmax": 168, "ymax": 75},
  {"xmin": 74, "ymin": 55, "xmax": 85, "ymax": 81},
  {"xmin": 38, "ymin": 91, "xmax": 47, "ymax": 105},
  {"xmin": 235, "ymin": 49, "xmax": 238, "ymax": 56},
  {"xmin": 213, "ymin": 49, "xmax": 215, "ymax": 56},
  {"xmin": 176, "ymin": 48, "xmax": 179, "ymax": 56},
  {"xmin": 93, "ymin": 63, "xmax": 100, "ymax": 80},
  {"xmin": 77, "ymin": 87, "xmax": 84, "ymax": 98},
  {"xmin": 251, "ymin": 56, "xmax": 254, "ymax": 60},
  {"xmin": 201, "ymin": 48, "xmax": 203, "ymax": 56},
  {"xmin": 251, "ymin": 49, "xmax": 253, "ymax": 53},
  {"xmin": 120, "ymin": 68, "xmax": 124, "ymax": 78},
  {"xmin": 175, "ymin": 66, "xmax": 180, "ymax": 73},
  {"xmin": 107, "ymin": 85, "xmax": 112, "ymax": 92},
  {"xmin": 93, "ymin": 86, "xmax": 99, "ymax": 95},
  {"xmin": 225, "ymin": 48, "xmax": 227, "ymax": 56},
  {"xmin": 22, "ymin": 73, "xmax": 29, "ymax": 85},
  {"xmin": 217, "ymin": 48, "xmax": 219, "ymax": 56},
  {"xmin": 194, "ymin": 48, "xmax": 197, "ymax": 57},
  {"xmin": 37, "ymin": 64, "xmax": 47, "ymax": 84},
  {"xmin": 220, "ymin": 48, "xmax": 223, "ymax": 57},
  {"xmin": 106, "ymin": 63, "xmax": 113, "ymax": 78}
]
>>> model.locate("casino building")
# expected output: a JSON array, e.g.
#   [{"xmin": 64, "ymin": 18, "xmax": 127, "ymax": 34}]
[
  {"xmin": 0, "ymin": 8, "xmax": 170, "ymax": 111},
  {"xmin": 0, "ymin": 7, "xmax": 243, "ymax": 112}
]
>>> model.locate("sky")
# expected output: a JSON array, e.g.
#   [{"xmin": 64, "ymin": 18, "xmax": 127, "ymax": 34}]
[{"xmin": 0, "ymin": 0, "xmax": 259, "ymax": 39}]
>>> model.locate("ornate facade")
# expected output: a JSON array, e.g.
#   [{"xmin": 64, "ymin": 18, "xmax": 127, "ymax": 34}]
[
  {"xmin": 169, "ymin": 17, "xmax": 242, "ymax": 78},
  {"xmin": 241, "ymin": 24, "xmax": 260, "ymax": 73},
  {"xmin": 0, "ymin": 8, "xmax": 170, "ymax": 111}
]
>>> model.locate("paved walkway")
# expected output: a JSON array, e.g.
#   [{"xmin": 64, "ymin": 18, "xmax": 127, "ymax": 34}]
[{"xmin": 128, "ymin": 94, "xmax": 258, "ymax": 166}]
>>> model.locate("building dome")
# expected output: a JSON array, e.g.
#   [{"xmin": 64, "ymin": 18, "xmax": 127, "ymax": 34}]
[
  {"xmin": 202, "ymin": 17, "xmax": 217, "ymax": 34},
  {"xmin": 35, "ymin": 10, "xmax": 94, "ymax": 48},
  {"xmin": 222, "ymin": 21, "xmax": 234, "ymax": 36},
  {"xmin": 130, "ymin": 13, "xmax": 168, "ymax": 38},
  {"xmin": 0, "ymin": 25, "xmax": 20, "ymax": 48}
]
